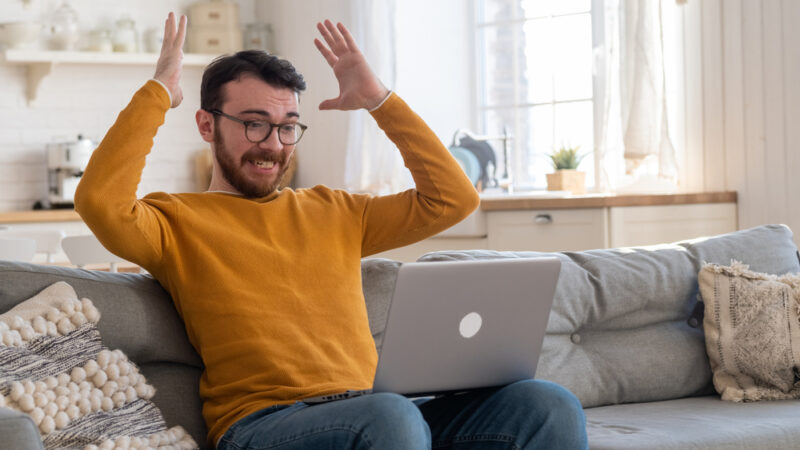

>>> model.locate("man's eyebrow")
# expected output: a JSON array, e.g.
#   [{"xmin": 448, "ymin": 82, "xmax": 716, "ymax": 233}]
[{"xmin": 238, "ymin": 109, "xmax": 300, "ymax": 119}]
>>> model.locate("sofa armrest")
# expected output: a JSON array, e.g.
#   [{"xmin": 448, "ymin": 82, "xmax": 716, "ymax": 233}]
[{"xmin": 0, "ymin": 407, "xmax": 43, "ymax": 450}]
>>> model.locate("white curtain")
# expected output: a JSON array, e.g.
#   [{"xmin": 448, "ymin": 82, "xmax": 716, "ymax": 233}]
[
  {"xmin": 344, "ymin": 0, "xmax": 406, "ymax": 194},
  {"xmin": 596, "ymin": 0, "xmax": 678, "ymax": 193}
]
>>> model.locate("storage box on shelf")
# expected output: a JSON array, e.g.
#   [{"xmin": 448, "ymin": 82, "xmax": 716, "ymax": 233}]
[{"xmin": 187, "ymin": 0, "xmax": 243, "ymax": 54}]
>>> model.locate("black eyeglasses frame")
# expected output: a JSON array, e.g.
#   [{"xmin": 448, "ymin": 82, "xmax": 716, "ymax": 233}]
[{"xmin": 206, "ymin": 109, "xmax": 308, "ymax": 145}]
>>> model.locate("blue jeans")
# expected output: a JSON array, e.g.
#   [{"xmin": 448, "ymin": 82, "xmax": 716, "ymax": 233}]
[{"xmin": 217, "ymin": 379, "xmax": 588, "ymax": 449}]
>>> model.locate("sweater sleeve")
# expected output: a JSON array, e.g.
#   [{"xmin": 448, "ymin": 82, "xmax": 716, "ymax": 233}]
[
  {"xmin": 360, "ymin": 94, "xmax": 480, "ymax": 256},
  {"xmin": 74, "ymin": 81, "xmax": 174, "ymax": 268}
]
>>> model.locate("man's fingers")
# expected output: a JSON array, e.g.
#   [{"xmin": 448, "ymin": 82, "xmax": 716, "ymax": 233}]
[
  {"xmin": 321, "ymin": 19, "xmax": 348, "ymax": 53},
  {"xmin": 337, "ymin": 23, "xmax": 358, "ymax": 52},
  {"xmin": 316, "ymin": 22, "xmax": 339, "ymax": 53},
  {"xmin": 154, "ymin": 12, "xmax": 186, "ymax": 108},
  {"xmin": 318, "ymin": 97, "xmax": 341, "ymax": 110},
  {"xmin": 163, "ymin": 12, "xmax": 176, "ymax": 45},
  {"xmin": 324, "ymin": 20, "xmax": 345, "ymax": 47},
  {"xmin": 314, "ymin": 39, "xmax": 338, "ymax": 67},
  {"xmin": 174, "ymin": 15, "xmax": 188, "ymax": 50},
  {"xmin": 325, "ymin": 20, "xmax": 348, "ymax": 50}
]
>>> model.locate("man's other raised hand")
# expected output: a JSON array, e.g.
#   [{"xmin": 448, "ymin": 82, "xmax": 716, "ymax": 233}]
[
  {"xmin": 154, "ymin": 12, "xmax": 187, "ymax": 108},
  {"xmin": 314, "ymin": 20, "xmax": 390, "ymax": 111}
]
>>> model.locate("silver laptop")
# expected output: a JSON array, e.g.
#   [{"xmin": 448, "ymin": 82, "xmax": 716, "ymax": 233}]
[{"xmin": 304, "ymin": 257, "xmax": 561, "ymax": 403}]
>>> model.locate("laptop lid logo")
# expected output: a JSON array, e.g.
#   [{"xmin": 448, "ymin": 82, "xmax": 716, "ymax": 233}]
[{"xmin": 459, "ymin": 312, "xmax": 483, "ymax": 338}]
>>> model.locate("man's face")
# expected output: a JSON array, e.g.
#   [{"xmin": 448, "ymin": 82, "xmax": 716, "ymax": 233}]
[{"xmin": 212, "ymin": 76, "xmax": 300, "ymax": 198}]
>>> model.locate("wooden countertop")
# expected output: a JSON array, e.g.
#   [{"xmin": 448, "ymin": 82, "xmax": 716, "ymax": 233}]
[
  {"xmin": 479, "ymin": 191, "xmax": 737, "ymax": 211},
  {"xmin": 0, "ymin": 209, "xmax": 81, "ymax": 224},
  {"xmin": 0, "ymin": 191, "xmax": 738, "ymax": 222}
]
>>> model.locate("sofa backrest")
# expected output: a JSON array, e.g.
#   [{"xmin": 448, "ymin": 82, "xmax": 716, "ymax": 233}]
[{"xmin": 400, "ymin": 224, "xmax": 800, "ymax": 408}]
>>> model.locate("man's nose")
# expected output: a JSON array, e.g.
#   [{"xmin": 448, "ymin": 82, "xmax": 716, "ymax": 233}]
[{"xmin": 259, "ymin": 127, "xmax": 284, "ymax": 150}]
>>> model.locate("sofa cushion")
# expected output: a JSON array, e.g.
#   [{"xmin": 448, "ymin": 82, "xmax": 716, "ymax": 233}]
[
  {"xmin": 699, "ymin": 261, "xmax": 800, "ymax": 402},
  {"xmin": 585, "ymin": 396, "xmax": 800, "ymax": 449},
  {"xmin": 0, "ymin": 262, "xmax": 207, "ymax": 447},
  {"xmin": 416, "ymin": 225, "xmax": 800, "ymax": 408},
  {"xmin": 360, "ymin": 258, "xmax": 401, "ymax": 351},
  {"xmin": 0, "ymin": 407, "xmax": 43, "ymax": 450}
]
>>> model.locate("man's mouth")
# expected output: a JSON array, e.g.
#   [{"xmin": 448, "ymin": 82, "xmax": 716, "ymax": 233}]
[{"xmin": 250, "ymin": 159, "xmax": 276, "ymax": 169}]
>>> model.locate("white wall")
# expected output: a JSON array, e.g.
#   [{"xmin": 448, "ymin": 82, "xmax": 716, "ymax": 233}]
[
  {"xmin": 256, "ymin": 0, "xmax": 475, "ymax": 189},
  {"xmin": 255, "ymin": 0, "xmax": 352, "ymax": 189},
  {"xmin": 395, "ymin": 0, "xmax": 477, "ymax": 148},
  {"xmin": 0, "ymin": 0, "xmax": 255, "ymax": 211},
  {"xmin": 671, "ymin": 0, "xmax": 800, "ymax": 242}
]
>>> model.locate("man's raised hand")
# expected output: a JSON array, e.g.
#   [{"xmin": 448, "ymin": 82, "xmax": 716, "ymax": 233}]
[
  {"xmin": 154, "ymin": 12, "xmax": 187, "ymax": 108},
  {"xmin": 314, "ymin": 20, "xmax": 390, "ymax": 111}
]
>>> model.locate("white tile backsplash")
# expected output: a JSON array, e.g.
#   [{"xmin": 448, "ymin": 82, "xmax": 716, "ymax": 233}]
[{"xmin": 0, "ymin": 0, "xmax": 255, "ymax": 211}]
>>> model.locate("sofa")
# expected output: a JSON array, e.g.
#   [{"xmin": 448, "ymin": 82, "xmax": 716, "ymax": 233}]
[{"xmin": 1, "ymin": 224, "xmax": 799, "ymax": 449}]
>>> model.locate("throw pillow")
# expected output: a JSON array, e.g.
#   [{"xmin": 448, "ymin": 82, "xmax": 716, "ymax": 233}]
[
  {"xmin": 0, "ymin": 281, "xmax": 197, "ymax": 449},
  {"xmin": 699, "ymin": 260, "xmax": 800, "ymax": 402}
]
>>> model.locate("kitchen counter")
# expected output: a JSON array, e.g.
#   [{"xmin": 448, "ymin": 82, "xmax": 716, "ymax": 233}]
[
  {"xmin": 479, "ymin": 191, "xmax": 737, "ymax": 211},
  {"xmin": 0, "ymin": 209, "xmax": 81, "ymax": 224}
]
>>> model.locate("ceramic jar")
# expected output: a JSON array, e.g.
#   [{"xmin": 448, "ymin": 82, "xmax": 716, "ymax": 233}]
[
  {"xmin": 112, "ymin": 16, "xmax": 138, "ymax": 53},
  {"xmin": 50, "ymin": 1, "xmax": 79, "ymax": 51}
]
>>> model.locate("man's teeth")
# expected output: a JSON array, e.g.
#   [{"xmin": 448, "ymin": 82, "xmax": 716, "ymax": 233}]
[{"xmin": 252, "ymin": 160, "xmax": 275, "ymax": 169}]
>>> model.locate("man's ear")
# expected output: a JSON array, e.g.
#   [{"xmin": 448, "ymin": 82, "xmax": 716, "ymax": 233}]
[{"xmin": 196, "ymin": 109, "xmax": 215, "ymax": 143}]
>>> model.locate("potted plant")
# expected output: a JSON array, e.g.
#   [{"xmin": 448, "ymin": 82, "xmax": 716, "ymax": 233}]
[{"xmin": 546, "ymin": 145, "xmax": 587, "ymax": 194}]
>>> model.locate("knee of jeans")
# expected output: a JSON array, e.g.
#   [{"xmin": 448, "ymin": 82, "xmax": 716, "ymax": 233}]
[
  {"xmin": 504, "ymin": 380, "xmax": 588, "ymax": 449},
  {"xmin": 507, "ymin": 380, "xmax": 585, "ymax": 423},
  {"xmin": 358, "ymin": 393, "xmax": 431, "ymax": 443}
]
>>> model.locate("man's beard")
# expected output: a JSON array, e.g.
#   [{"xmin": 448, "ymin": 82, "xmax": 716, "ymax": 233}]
[{"xmin": 213, "ymin": 126, "xmax": 293, "ymax": 198}]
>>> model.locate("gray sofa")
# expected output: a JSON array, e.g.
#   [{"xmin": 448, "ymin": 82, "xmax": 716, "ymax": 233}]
[{"xmin": 1, "ymin": 224, "xmax": 799, "ymax": 449}]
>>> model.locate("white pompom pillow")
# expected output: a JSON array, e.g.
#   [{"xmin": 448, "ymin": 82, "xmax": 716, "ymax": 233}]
[{"xmin": 0, "ymin": 282, "xmax": 197, "ymax": 449}]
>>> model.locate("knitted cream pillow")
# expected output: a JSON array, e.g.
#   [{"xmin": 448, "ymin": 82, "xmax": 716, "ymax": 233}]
[
  {"xmin": 0, "ymin": 281, "xmax": 197, "ymax": 449},
  {"xmin": 699, "ymin": 261, "xmax": 800, "ymax": 402}
]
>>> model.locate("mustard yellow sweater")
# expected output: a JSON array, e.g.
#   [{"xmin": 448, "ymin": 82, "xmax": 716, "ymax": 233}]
[{"xmin": 75, "ymin": 81, "xmax": 479, "ymax": 445}]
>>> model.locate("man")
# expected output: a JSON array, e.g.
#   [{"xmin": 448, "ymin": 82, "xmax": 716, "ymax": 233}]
[{"xmin": 75, "ymin": 12, "xmax": 588, "ymax": 450}]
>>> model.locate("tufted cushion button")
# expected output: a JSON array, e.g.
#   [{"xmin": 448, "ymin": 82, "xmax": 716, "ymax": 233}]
[{"xmin": 570, "ymin": 333, "xmax": 581, "ymax": 344}]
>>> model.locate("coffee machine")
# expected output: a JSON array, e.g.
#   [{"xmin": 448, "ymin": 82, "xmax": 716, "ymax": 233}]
[{"xmin": 44, "ymin": 134, "xmax": 95, "ymax": 208}]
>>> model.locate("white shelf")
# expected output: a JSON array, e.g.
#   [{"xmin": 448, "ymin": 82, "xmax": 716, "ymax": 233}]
[
  {"xmin": 3, "ymin": 49, "xmax": 217, "ymax": 65},
  {"xmin": 2, "ymin": 49, "xmax": 218, "ymax": 104}
]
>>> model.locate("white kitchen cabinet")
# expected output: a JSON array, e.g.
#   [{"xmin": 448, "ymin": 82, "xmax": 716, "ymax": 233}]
[
  {"xmin": 373, "ymin": 194, "xmax": 738, "ymax": 260},
  {"xmin": 371, "ymin": 237, "xmax": 489, "ymax": 262},
  {"xmin": 487, "ymin": 209, "xmax": 609, "ymax": 252},
  {"xmin": 608, "ymin": 203, "xmax": 738, "ymax": 248}
]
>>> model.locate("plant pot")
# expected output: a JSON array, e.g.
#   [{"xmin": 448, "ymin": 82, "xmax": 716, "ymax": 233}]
[{"xmin": 546, "ymin": 170, "xmax": 586, "ymax": 195}]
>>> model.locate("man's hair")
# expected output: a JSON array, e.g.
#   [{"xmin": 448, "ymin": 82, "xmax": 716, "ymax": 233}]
[{"xmin": 200, "ymin": 50, "xmax": 307, "ymax": 111}]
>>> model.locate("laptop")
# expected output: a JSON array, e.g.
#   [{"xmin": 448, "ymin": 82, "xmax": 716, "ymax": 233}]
[{"xmin": 304, "ymin": 257, "xmax": 561, "ymax": 403}]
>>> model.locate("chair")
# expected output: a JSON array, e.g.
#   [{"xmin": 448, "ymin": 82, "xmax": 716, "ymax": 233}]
[
  {"xmin": 0, "ymin": 229, "xmax": 66, "ymax": 263},
  {"xmin": 61, "ymin": 234, "xmax": 131, "ymax": 273},
  {"xmin": 0, "ymin": 237, "xmax": 36, "ymax": 262}
]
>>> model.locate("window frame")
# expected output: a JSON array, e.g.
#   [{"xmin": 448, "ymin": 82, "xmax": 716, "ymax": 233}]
[{"xmin": 474, "ymin": 0, "xmax": 606, "ymax": 191}]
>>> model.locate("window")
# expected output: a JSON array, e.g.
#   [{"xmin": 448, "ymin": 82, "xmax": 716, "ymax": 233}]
[{"xmin": 476, "ymin": 0, "xmax": 597, "ymax": 190}]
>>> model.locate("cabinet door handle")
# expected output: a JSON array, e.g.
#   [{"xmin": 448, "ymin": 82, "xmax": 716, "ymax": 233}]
[{"xmin": 534, "ymin": 214, "xmax": 552, "ymax": 224}]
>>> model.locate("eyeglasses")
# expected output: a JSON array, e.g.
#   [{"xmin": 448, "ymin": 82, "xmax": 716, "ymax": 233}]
[{"xmin": 207, "ymin": 109, "xmax": 308, "ymax": 145}]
